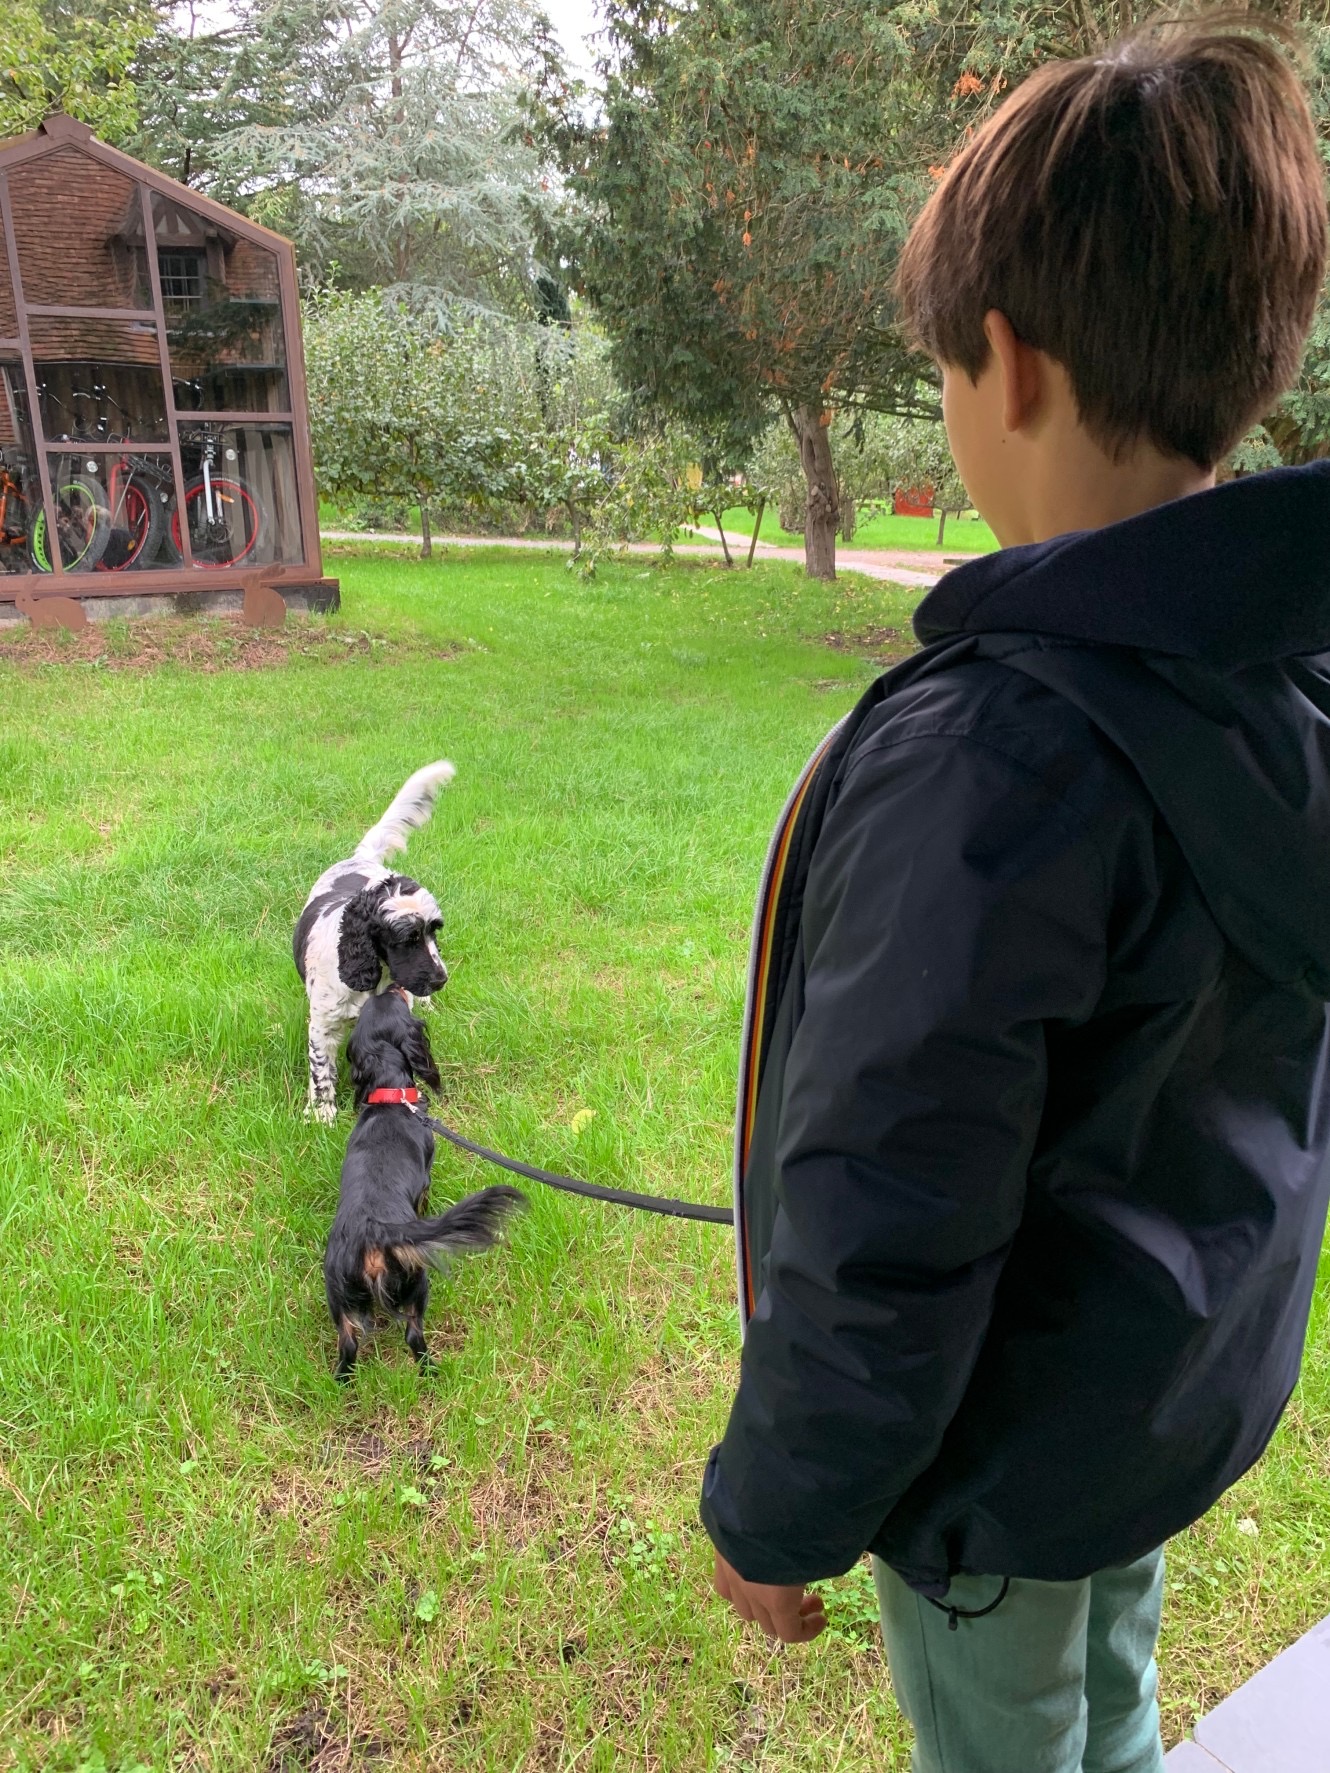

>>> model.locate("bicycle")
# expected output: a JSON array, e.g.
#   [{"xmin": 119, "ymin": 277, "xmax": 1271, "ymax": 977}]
[
  {"xmin": 163, "ymin": 421, "xmax": 268, "ymax": 568},
  {"xmin": 0, "ymin": 446, "xmax": 97, "ymax": 577},
  {"xmin": 0, "ymin": 452, "xmax": 34, "ymax": 571},
  {"xmin": 81, "ymin": 386, "xmax": 175, "ymax": 573},
  {"xmin": 33, "ymin": 386, "xmax": 116, "ymax": 574}
]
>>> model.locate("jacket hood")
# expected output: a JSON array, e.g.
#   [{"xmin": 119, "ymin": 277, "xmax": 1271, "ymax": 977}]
[
  {"xmin": 911, "ymin": 463, "xmax": 1330, "ymax": 994},
  {"xmin": 914, "ymin": 462, "xmax": 1330, "ymax": 667}
]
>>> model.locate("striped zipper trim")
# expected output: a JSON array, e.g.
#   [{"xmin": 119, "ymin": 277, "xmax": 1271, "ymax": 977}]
[{"xmin": 733, "ymin": 719, "xmax": 846, "ymax": 1330}]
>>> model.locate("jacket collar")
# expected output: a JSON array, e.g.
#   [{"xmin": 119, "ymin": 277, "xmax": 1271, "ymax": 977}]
[{"xmin": 914, "ymin": 463, "xmax": 1330, "ymax": 671}]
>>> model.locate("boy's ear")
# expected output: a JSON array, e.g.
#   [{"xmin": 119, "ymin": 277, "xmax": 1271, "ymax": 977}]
[{"xmin": 983, "ymin": 308, "xmax": 1044, "ymax": 436}]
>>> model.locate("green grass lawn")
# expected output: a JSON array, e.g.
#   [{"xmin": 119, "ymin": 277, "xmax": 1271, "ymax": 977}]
[
  {"xmin": 712, "ymin": 506, "xmax": 999, "ymax": 555},
  {"xmin": 1, "ymin": 547, "xmax": 1326, "ymax": 1771}
]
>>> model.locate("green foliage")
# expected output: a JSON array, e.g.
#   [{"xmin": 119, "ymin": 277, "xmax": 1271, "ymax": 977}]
[
  {"xmin": 0, "ymin": 0, "xmax": 158, "ymax": 142},
  {"xmin": 574, "ymin": 423, "xmax": 753, "ymax": 575},
  {"xmin": 1269, "ymin": 300, "xmax": 1330, "ymax": 464},
  {"xmin": 305, "ymin": 289, "xmax": 744, "ymax": 566},
  {"xmin": 813, "ymin": 1558, "xmax": 884, "ymax": 1651},
  {"xmin": 753, "ymin": 408, "xmax": 967, "ymax": 540},
  {"xmin": 553, "ymin": 0, "xmax": 968, "ymax": 574},
  {"xmin": 125, "ymin": 11, "xmax": 244, "ymax": 183},
  {"xmin": 560, "ymin": 0, "xmax": 1330, "ymax": 562},
  {"xmin": 564, "ymin": 0, "xmax": 936, "ymax": 426},
  {"xmin": 132, "ymin": 0, "xmax": 562, "ymax": 314},
  {"xmin": 303, "ymin": 289, "xmax": 523, "ymax": 553},
  {"xmin": 1229, "ymin": 425, "xmax": 1285, "ymax": 478}
]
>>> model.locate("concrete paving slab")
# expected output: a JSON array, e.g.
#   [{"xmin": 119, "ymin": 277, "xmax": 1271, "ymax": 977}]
[
  {"xmin": 1190, "ymin": 1614, "xmax": 1330, "ymax": 1773},
  {"xmin": 1165, "ymin": 1738, "xmax": 1230, "ymax": 1769}
]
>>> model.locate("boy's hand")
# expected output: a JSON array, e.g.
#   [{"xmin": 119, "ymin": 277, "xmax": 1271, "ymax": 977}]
[{"xmin": 712, "ymin": 1550, "xmax": 828, "ymax": 1643}]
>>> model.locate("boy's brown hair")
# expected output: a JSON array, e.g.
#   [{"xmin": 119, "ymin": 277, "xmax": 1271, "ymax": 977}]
[{"xmin": 896, "ymin": 19, "xmax": 1328, "ymax": 468}]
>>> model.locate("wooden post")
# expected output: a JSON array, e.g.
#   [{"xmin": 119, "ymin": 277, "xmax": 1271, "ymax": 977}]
[{"xmin": 241, "ymin": 565, "xmax": 287, "ymax": 627}]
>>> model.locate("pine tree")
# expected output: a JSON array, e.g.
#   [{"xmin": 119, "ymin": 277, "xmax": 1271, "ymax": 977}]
[{"xmin": 133, "ymin": 0, "xmax": 565, "ymax": 313}]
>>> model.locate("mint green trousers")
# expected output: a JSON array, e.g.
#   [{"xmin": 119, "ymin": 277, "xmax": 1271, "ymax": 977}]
[{"xmin": 873, "ymin": 1548, "xmax": 1166, "ymax": 1773}]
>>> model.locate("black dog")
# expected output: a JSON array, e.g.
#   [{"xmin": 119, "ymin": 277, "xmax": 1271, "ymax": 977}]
[{"xmin": 324, "ymin": 990, "xmax": 525, "ymax": 1381}]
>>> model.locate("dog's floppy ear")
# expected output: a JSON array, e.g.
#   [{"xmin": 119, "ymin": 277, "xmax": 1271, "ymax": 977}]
[
  {"xmin": 347, "ymin": 1012, "xmax": 387, "ymax": 1107},
  {"xmin": 338, "ymin": 886, "xmax": 385, "ymax": 992},
  {"xmin": 399, "ymin": 1011, "xmax": 442, "ymax": 1095}
]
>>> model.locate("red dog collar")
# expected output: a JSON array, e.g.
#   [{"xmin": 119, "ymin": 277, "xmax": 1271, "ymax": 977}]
[{"xmin": 366, "ymin": 1088, "xmax": 420, "ymax": 1106}]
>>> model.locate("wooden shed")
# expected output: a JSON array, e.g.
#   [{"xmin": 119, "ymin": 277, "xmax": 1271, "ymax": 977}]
[{"xmin": 0, "ymin": 114, "xmax": 337, "ymax": 617}]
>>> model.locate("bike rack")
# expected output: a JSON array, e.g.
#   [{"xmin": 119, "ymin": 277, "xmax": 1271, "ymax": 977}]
[{"xmin": 0, "ymin": 113, "xmax": 336, "ymax": 617}]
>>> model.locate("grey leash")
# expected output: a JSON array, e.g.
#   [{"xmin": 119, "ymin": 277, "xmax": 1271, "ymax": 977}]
[{"xmin": 419, "ymin": 1110, "xmax": 734, "ymax": 1225}]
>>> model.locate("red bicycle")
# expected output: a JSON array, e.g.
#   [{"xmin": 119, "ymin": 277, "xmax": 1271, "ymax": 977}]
[
  {"xmin": 163, "ymin": 424, "xmax": 267, "ymax": 568},
  {"xmin": 92, "ymin": 389, "xmax": 175, "ymax": 571},
  {"xmin": 46, "ymin": 386, "xmax": 168, "ymax": 573}
]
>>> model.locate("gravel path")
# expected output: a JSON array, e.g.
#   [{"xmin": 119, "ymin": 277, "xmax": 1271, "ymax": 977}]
[{"xmin": 319, "ymin": 527, "xmax": 944, "ymax": 589}]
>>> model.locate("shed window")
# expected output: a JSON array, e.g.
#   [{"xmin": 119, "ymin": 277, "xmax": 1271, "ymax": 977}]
[{"xmin": 158, "ymin": 250, "xmax": 204, "ymax": 311}]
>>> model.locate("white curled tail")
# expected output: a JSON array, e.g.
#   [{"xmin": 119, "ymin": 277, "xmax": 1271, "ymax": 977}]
[{"xmin": 353, "ymin": 760, "xmax": 456, "ymax": 864}]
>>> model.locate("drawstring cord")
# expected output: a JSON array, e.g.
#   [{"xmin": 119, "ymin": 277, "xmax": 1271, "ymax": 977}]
[{"xmin": 927, "ymin": 1576, "xmax": 1012, "ymax": 1631}]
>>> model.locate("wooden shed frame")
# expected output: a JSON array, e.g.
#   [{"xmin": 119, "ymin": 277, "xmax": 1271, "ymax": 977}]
[{"xmin": 0, "ymin": 114, "xmax": 337, "ymax": 613}]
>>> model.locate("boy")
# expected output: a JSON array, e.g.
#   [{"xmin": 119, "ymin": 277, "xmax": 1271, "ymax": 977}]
[{"xmin": 701, "ymin": 21, "xmax": 1330, "ymax": 1773}]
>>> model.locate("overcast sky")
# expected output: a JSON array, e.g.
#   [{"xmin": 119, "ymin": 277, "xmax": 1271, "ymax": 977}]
[
  {"xmin": 542, "ymin": 0, "xmax": 603, "ymax": 75},
  {"xmin": 182, "ymin": 0, "xmax": 605, "ymax": 79}
]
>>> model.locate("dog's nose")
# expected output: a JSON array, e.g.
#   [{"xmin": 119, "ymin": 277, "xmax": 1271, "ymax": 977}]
[{"xmin": 436, "ymin": 963, "xmax": 449, "ymax": 987}]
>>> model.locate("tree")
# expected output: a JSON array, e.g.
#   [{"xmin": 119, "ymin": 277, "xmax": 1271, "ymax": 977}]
[
  {"xmin": 126, "ymin": 4, "xmax": 248, "ymax": 184},
  {"xmin": 305, "ymin": 289, "xmax": 745, "ymax": 566},
  {"xmin": 0, "ymin": 0, "xmax": 160, "ymax": 142},
  {"xmin": 303, "ymin": 289, "xmax": 520, "ymax": 555},
  {"xmin": 560, "ymin": 0, "xmax": 940, "ymax": 580},
  {"xmin": 752, "ymin": 407, "xmax": 967, "ymax": 542},
  {"xmin": 475, "ymin": 311, "xmax": 621, "ymax": 551},
  {"xmin": 132, "ymin": 0, "xmax": 565, "ymax": 314},
  {"xmin": 563, "ymin": 0, "xmax": 1330, "ymax": 588},
  {"xmin": 881, "ymin": 416, "xmax": 968, "ymax": 545}
]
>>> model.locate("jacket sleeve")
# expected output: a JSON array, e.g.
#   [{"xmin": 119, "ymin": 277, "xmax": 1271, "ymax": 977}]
[{"xmin": 701, "ymin": 730, "xmax": 1109, "ymax": 1584}]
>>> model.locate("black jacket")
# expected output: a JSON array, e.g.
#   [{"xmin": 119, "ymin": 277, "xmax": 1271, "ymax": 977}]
[{"xmin": 701, "ymin": 465, "xmax": 1330, "ymax": 1592}]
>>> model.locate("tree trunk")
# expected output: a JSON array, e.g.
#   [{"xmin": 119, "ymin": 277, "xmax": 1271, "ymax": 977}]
[
  {"xmin": 746, "ymin": 496, "xmax": 766, "ymax": 567},
  {"xmin": 790, "ymin": 405, "xmax": 838, "ymax": 579},
  {"xmin": 567, "ymin": 500, "xmax": 582, "ymax": 558},
  {"xmin": 936, "ymin": 508, "xmax": 948, "ymax": 547},
  {"xmin": 419, "ymin": 502, "xmax": 432, "ymax": 559},
  {"xmin": 712, "ymin": 508, "xmax": 733, "ymax": 566}
]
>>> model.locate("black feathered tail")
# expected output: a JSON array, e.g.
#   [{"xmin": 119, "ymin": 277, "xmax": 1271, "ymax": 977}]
[{"xmin": 376, "ymin": 1185, "xmax": 526, "ymax": 1275}]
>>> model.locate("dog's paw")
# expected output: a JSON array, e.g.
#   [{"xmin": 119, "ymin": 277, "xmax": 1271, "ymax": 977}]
[{"xmin": 305, "ymin": 1100, "xmax": 338, "ymax": 1126}]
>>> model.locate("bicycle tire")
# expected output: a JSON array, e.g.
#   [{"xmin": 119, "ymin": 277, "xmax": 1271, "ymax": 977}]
[
  {"xmin": 100, "ymin": 472, "xmax": 169, "ymax": 572},
  {"xmin": 163, "ymin": 474, "xmax": 267, "ymax": 569},
  {"xmin": 29, "ymin": 473, "xmax": 111, "ymax": 574}
]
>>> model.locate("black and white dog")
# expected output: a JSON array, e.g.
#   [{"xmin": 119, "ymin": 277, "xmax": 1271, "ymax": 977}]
[
  {"xmin": 325, "ymin": 989, "xmax": 525, "ymax": 1380},
  {"xmin": 294, "ymin": 760, "xmax": 455, "ymax": 1121}
]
